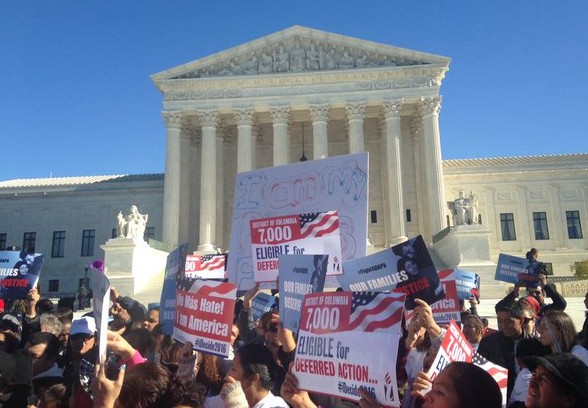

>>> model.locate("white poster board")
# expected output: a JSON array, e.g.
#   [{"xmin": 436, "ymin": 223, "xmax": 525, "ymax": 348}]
[{"xmin": 228, "ymin": 153, "xmax": 368, "ymax": 290}]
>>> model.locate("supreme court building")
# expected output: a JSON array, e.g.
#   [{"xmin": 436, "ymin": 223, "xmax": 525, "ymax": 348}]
[{"xmin": 1, "ymin": 26, "xmax": 587, "ymax": 297}]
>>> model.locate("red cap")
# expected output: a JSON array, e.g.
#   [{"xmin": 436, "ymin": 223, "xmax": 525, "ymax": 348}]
[{"xmin": 522, "ymin": 295, "xmax": 540, "ymax": 315}]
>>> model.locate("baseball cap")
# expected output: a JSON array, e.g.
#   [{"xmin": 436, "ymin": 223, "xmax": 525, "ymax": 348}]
[
  {"xmin": 70, "ymin": 316, "xmax": 97, "ymax": 336},
  {"xmin": 521, "ymin": 296, "xmax": 540, "ymax": 315}
]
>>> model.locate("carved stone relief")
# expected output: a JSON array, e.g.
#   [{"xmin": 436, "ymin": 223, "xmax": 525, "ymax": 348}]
[{"xmin": 173, "ymin": 36, "xmax": 428, "ymax": 79}]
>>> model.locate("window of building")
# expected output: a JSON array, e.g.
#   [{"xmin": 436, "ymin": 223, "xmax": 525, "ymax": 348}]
[
  {"xmin": 81, "ymin": 229, "xmax": 95, "ymax": 257},
  {"xmin": 533, "ymin": 212, "xmax": 550, "ymax": 240},
  {"xmin": 22, "ymin": 232, "xmax": 36, "ymax": 253},
  {"xmin": 51, "ymin": 231, "xmax": 66, "ymax": 258},
  {"xmin": 144, "ymin": 226, "xmax": 155, "ymax": 241},
  {"xmin": 48, "ymin": 279, "xmax": 59, "ymax": 292},
  {"xmin": 500, "ymin": 213, "xmax": 517, "ymax": 241},
  {"xmin": 112, "ymin": 228, "xmax": 118, "ymax": 239},
  {"xmin": 0, "ymin": 233, "xmax": 6, "ymax": 250},
  {"xmin": 406, "ymin": 209, "xmax": 412, "ymax": 222},
  {"xmin": 370, "ymin": 210, "xmax": 378, "ymax": 223},
  {"xmin": 566, "ymin": 211, "xmax": 583, "ymax": 239}
]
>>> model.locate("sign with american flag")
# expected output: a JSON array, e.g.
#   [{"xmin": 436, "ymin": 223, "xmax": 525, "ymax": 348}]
[
  {"xmin": 293, "ymin": 291, "xmax": 405, "ymax": 407},
  {"xmin": 185, "ymin": 254, "xmax": 226, "ymax": 280},
  {"xmin": 173, "ymin": 278, "xmax": 236, "ymax": 358},
  {"xmin": 227, "ymin": 152, "xmax": 368, "ymax": 291},
  {"xmin": 250, "ymin": 211, "xmax": 342, "ymax": 284}
]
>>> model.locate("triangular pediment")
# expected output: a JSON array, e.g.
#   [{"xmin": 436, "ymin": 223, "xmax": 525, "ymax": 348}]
[{"xmin": 152, "ymin": 26, "xmax": 450, "ymax": 81}]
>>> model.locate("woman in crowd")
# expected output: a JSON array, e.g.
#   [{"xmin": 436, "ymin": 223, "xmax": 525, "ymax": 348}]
[
  {"xmin": 525, "ymin": 353, "xmax": 588, "ymax": 408},
  {"xmin": 536, "ymin": 310, "xmax": 588, "ymax": 365}
]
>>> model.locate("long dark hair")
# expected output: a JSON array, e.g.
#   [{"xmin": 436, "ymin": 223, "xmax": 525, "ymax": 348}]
[{"xmin": 442, "ymin": 362, "xmax": 502, "ymax": 408}]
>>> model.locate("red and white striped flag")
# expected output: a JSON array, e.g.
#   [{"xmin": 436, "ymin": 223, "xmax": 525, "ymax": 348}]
[
  {"xmin": 185, "ymin": 254, "xmax": 226, "ymax": 279},
  {"xmin": 473, "ymin": 351, "xmax": 508, "ymax": 406},
  {"xmin": 299, "ymin": 211, "xmax": 339, "ymax": 238}
]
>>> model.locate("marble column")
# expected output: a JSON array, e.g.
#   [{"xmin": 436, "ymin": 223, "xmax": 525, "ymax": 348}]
[
  {"xmin": 310, "ymin": 103, "xmax": 329, "ymax": 159},
  {"xmin": 382, "ymin": 99, "xmax": 408, "ymax": 245},
  {"xmin": 547, "ymin": 184, "xmax": 565, "ymax": 248},
  {"xmin": 419, "ymin": 96, "xmax": 446, "ymax": 238},
  {"xmin": 235, "ymin": 108, "xmax": 254, "ymax": 172},
  {"xmin": 271, "ymin": 105, "xmax": 290, "ymax": 166},
  {"xmin": 161, "ymin": 111, "xmax": 183, "ymax": 248},
  {"xmin": 346, "ymin": 102, "xmax": 365, "ymax": 153},
  {"xmin": 178, "ymin": 119, "xmax": 193, "ymax": 246},
  {"xmin": 197, "ymin": 109, "xmax": 219, "ymax": 253},
  {"xmin": 411, "ymin": 114, "xmax": 429, "ymax": 239}
]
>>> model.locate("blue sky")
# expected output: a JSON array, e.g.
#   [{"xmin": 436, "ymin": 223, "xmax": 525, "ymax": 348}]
[{"xmin": 1, "ymin": 1, "xmax": 587, "ymax": 180}]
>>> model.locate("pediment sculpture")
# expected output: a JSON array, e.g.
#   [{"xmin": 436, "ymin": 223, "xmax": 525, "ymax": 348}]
[{"xmin": 173, "ymin": 36, "xmax": 429, "ymax": 79}]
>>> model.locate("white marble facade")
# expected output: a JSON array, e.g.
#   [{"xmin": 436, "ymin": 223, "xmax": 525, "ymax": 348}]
[
  {"xmin": 1, "ymin": 27, "xmax": 587, "ymax": 297},
  {"xmin": 151, "ymin": 25, "xmax": 450, "ymax": 252}
]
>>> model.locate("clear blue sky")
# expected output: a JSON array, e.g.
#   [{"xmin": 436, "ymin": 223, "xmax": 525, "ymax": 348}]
[{"xmin": 1, "ymin": 0, "xmax": 587, "ymax": 180}]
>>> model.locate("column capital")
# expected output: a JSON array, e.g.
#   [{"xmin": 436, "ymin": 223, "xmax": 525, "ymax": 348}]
[
  {"xmin": 162, "ymin": 111, "xmax": 183, "ymax": 129},
  {"xmin": 346, "ymin": 101, "xmax": 365, "ymax": 121},
  {"xmin": 196, "ymin": 109, "xmax": 219, "ymax": 128},
  {"xmin": 270, "ymin": 105, "xmax": 290, "ymax": 124},
  {"xmin": 382, "ymin": 98, "xmax": 404, "ymax": 119},
  {"xmin": 309, "ymin": 103, "xmax": 330, "ymax": 122},
  {"xmin": 234, "ymin": 108, "xmax": 255, "ymax": 127},
  {"xmin": 419, "ymin": 96, "xmax": 442, "ymax": 116}
]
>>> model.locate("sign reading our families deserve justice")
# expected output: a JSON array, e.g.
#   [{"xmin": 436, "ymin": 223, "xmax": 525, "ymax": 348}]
[
  {"xmin": 250, "ymin": 211, "xmax": 342, "ymax": 283},
  {"xmin": 292, "ymin": 291, "xmax": 405, "ymax": 407},
  {"xmin": 0, "ymin": 250, "xmax": 44, "ymax": 305}
]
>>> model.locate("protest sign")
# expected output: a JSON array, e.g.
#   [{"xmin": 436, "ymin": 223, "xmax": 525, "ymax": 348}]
[
  {"xmin": 455, "ymin": 269, "xmax": 480, "ymax": 301},
  {"xmin": 250, "ymin": 211, "xmax": 342, "ymax": 284},
  {"xmin": 339, "ymin": 236, "xmax": 443, "ymax": 310},
  {"xmin": 495, "ymin": 253, "xmax": 541, "ymax": 284},
  {"xmin": 293, "ymin": 291, "xmax": 405, "ymax": 407},
  {"xmin": 425, "ymin": 320, "xmax": 473, "ymax": 383},
  {"xmin": 174, "ymin": 279, "xmax": 236, "ymax": 357},
  {"xmin": 185, "ymin": 254, "xmax": 226, "ymax": 280},
  {"xmin": 279, "ymin": 254, "xmax": 328, "ymax": 331},
  {"xmin": 251, "ymin": 292, "xmax": 278, "ymax": 322},
  {"xmin": 0, "ymin": 250, "xmax": 44, "ymax": 306},
  {"xmin": 227, "ymin": 152, "xmax": 368, "ymax": 290},
  {"xmin": 159, "ymin": 244, "xmax": 188, "ymax": 335},
  {"xmin": 89, "ymin": 261, "xmax": 110, "ymax": 362},
  {"xmin": 429, "ymin": 269, "xmax": 461, "ymax": 324}
]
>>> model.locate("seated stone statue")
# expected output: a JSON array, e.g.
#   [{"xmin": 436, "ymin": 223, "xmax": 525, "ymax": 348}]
[{"xmin": 121, "ymin": 205, "xmax": 149, "ymax": 240}]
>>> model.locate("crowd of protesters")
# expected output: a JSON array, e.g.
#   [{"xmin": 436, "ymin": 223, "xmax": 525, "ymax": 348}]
[{"xmin": 0, "ymin": 248, "xmax": 587, "ymax": 408}]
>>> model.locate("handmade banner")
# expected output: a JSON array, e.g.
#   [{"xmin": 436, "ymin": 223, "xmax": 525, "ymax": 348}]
[
  {"xmin": 250, "ymin": 211, "xmax": 342, "ymax": 284},
  {"xmin": 89, "ymin": 261, "xmax": 110, "ymax": 362},
  {"xmin": 338, "ymin": 236, "xmax": 443, "ymax": 310},
  {"xmin": 455, "ymin": 269, "xmax": 480, "ymax": 301},
  {"xmin": 185, "ymin": 254, "xmax": 226, "ymax": 280},
  {"xmin": 160, "ymin": 244, "xmax": 188, "ymax": 336},
  {"xmin": 425, "ymin": 319, "xmax": 473, "ymax": 383},
  {"xmin": 279, "ymin": 254, "xmax": 328, "ymax": 331},
  {"xmin": 174, "ymin": 279, "xmax": 236, "ymax": 357},
  {"xmin": 429, "ymin": 269, "xmax": 461, "ymax": 324},
  {"xmin": 292, "ymin": 291, "xmax": 405, "ymax": 407},
  {"xmin": 251, "ymin": 292, "xmax": 278, "ymax": 322},
  {"xmin": 495, "ymin": 253, "xmax": 541, "ymax": 284},
  {"xmin": 0, "ymin": 250, "xmax": 44, "ymax": 306},
  {"xmin": 227, "ymin": 152, "xmax": 368, "ymax": 290}
]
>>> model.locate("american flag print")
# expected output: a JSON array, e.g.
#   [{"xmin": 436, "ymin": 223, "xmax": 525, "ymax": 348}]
[
  {"xmin": 299, "ymin": 211, "xmax": 339, "ymax": 239},
  {"xmin": 348, "ymin": 292, "xmax": 405, "ymax": 333},
  {"xmin": 185, "ymin": 254, "xmax": 226, "ymax": 279},
  {"xmin": 473, "ymin": 351, "xmax": 508, "ymax": 406}
]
